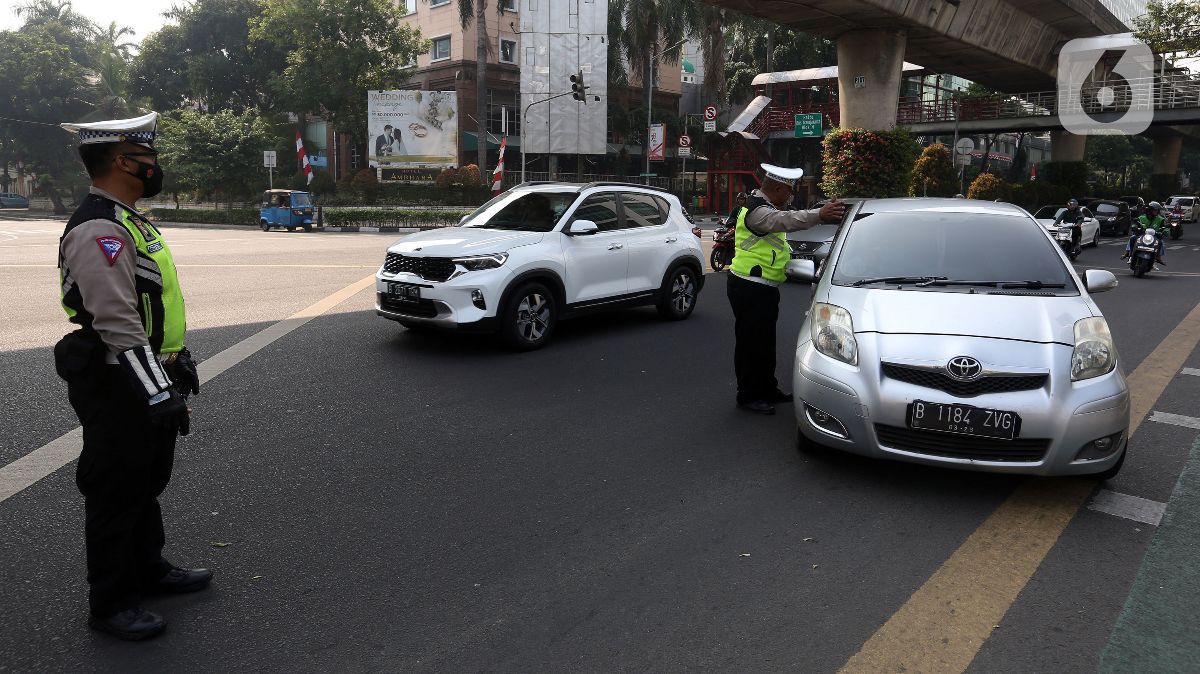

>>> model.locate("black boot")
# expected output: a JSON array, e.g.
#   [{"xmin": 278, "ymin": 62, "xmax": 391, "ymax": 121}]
[
  {"xmin": 148, "ymin": 567, "xmax": 213, "ymax": 594},
  {"xmin": 88, "ymin": 608, "xmax": 166, "ymax": 641}
]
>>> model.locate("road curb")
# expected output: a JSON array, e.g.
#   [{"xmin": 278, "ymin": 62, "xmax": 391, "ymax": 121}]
[
  {"xmin": 1099, "ymin": 433, "xmax": 1200, "ymax": 672},
  {"xmin": 154, "ymin": 221, "xmax": 426, "ymax": 233}
]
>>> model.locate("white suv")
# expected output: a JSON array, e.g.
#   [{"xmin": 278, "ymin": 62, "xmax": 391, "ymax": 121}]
[{"xmin": 375, "ymin": 182, "xmax": 706, "ymax": 349}]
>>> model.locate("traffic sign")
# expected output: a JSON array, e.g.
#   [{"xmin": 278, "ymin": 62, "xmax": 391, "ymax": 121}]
[
  {"xmin": 679, "ymin": 146, "xmax": 692, "ymax": 158},
  {"xmin": 703, "ymin": 120, "xmax": 716, "ymax": 132},
  {"xmin": 679, "ymin": 135, "xmax": 692, "ymax": 148},
  {"xmin": 955, "ymin": 154, "xmax": 971, "ymax": 167},
  {"xmin": 263, "ymin": 150, "xmax": 277, "ymax": 168},
  {"xmin": 794, "ymin": 113, "xmax": 823, "ymax": 138},
  {"xmin": 955, "ymin": 138, "xmax": 975, "ymax": 155},
  {"xmin": 704, "ymin": 106, "xmax": 718, "ymax": 121}
]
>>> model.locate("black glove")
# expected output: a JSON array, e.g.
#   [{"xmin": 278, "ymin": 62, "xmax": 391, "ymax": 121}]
[
  {"xmin": 148, "ymin": 389, "xmax": 190, "ymax": 436},
  {"xmin": 167, "ymin": 347, "xmax": 200, "ymax": 397}
]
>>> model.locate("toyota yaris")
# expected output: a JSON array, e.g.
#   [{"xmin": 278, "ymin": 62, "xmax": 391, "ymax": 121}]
[{"xmin": 789, "ymin": 198, "xmax": 1129, "ymax": 478}]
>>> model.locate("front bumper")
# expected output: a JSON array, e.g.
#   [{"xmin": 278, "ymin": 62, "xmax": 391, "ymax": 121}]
[
  {"xmin": 792, "ymin": 332, "xmax": 1130, "ymax": 476},
  {"xmin": 374, "ymin": 266, "xmax": 508, "ymax": 333}
]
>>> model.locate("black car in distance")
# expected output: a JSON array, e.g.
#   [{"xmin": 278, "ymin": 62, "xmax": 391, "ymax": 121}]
[{"xmin": 1087, "ymin": 199, "xmax": 1133, "ymax": 236}]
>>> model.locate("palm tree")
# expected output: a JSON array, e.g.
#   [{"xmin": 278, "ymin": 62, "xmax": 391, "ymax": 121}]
[
  {"xmin": 94, "ymin": 21, "xmax": 137, "ymax": 61},
  {"xmin": 457, "ymin": 0, "xmax": 489, "ymax": 183}
]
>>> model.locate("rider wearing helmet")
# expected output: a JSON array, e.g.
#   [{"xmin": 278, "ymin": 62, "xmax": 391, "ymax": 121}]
[
  {"xmin": 1053, "ymin": 198, "xmax": 1085, "ymax": 254},
  {"xmin": 1123, "ymin": 201, "xmax": 1166, "ymax": 263}
]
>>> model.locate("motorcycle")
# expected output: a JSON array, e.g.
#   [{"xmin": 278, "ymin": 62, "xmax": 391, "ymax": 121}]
[
  {"xmin": 710, "ymin": 224, "xmax": 734, "ymax": 272},
  {"xmin": 1129, "ymin": 227, "xmax": 1162, "ymax": 278},
  {"xmin": 1052, "ymin": 224, "xmax": 1081, "ymax": 260},
  {"xmin": 1167, "ymin": 207, "xmax": 1184, "ymax": 240}
]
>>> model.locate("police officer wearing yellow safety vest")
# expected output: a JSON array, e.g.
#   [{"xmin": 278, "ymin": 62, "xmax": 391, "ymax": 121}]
[
  {"xmin": 54, "ymin": 112, "xmax": 211, "ymax": 641},
  {"xmin": 728, "ymin": 164, "xmax": 845, "ymax": 414}
]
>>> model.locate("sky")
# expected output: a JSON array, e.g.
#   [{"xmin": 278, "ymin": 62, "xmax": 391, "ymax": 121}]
[{"xmin": 0, "ymin": 0, "xmax": 176, "ymax": 43}]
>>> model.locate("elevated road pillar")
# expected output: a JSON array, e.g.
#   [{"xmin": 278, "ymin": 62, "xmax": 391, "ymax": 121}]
[
  {"xmin": 1050, "ymin": 130, "xmax": 1087, "ymax": 162},
  {"xmin": 1153, "ymin": 135, "xmax": 1183, "ymax": 176},
  {"xmin": 837, "ymin": 28, "xmax": 906, "ymax": 131}
]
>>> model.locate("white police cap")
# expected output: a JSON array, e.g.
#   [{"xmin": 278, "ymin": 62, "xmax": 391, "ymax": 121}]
[
  {"xmin": 60, "ymin": 111, "xmax": 158, "ymax": 147},
  {"xmin": 760, "ymin": 163, "xmax": 804, "ymax": 187}
]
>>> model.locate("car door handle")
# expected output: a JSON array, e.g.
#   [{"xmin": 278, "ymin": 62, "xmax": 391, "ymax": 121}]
[
  {"xmin": 608, "ymin": 244, "xmax": 624, "ymax": 250},
  {"xmin": 665, "ymin": 236, "xmax": 678, "ymax": 243}
]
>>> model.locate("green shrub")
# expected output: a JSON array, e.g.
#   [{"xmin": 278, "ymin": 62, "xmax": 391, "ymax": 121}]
[
  {"xmin": 820, "ymin": 127, "xmax": 920, "ymax": 198},
  {"xmin": 908, "ymin": 143, "xmax": 957, "ymax": 197},
  {"xmin": 323, "ymin": 207, "xmax": 473, "ymax": 228},
  {"xmin": 147, "ymin": 207, "xmax": 260, "ymax": 225},
  {"xmin": 966, "ymin": 172, "xmax": 1007, "ymax": 201},
  {"xmin": 351, "ymin": 169, "xmax": 381, "ymax": 204},
  {"xmin": 308, "ymin": 171, "xmax": 337, "ymax": 197}
]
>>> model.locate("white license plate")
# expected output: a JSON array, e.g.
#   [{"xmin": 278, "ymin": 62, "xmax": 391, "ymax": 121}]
[{"xmin": 388, "ymin": 283, "xmax": 421, "ymax": 302}]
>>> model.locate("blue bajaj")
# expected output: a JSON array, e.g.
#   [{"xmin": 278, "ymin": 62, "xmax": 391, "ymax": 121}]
[{"xmin": 260, "ymin": 190, "xmax": 314, "ymax": 232}]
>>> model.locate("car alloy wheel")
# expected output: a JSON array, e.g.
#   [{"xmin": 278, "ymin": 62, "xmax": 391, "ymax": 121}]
[
  {"xmin": 516, "ymin": 292, "xmax": 551, "ymax": 342},
  {"xmin": 502, "ymin": 282, "xmax": 556, "ymax": 350},
  {"xmin": 657, "ymin": 266, "xmax": 697, "ymax": 320}
]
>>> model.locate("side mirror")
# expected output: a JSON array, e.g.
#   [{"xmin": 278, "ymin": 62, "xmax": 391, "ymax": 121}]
[
  {"xmin": 567, "ymin": 219, "xmax": 599, "ymax": 236},
  {"xmin": 785, "ymin": 258, "xmax": 817, "ymax": 284},
  {"xmin": 1084, "ymin": 269, "xmax": 1118, "ymax": 294}
]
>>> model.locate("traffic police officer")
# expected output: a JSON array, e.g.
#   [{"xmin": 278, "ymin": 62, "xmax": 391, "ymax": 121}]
[
  {"xmin": 728, "ymin": 164, "xmax": 845, "ymax": 414},
  {"xmin": 55, "ymin": 112, "xmax": 211, "ymax": 641}
]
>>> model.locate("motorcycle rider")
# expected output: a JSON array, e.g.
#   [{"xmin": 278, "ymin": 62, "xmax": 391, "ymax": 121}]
[
  {"xmin": 1053, "ymin": 198, "xmax": 1085, "ymax": 254},
  {"xmin": 725, "ymin": 192, "xmax": 747, "ymax": 227},
  {"xmin": 1123, "ymin": 200, "xmax": 1166, "ymax": 264}
]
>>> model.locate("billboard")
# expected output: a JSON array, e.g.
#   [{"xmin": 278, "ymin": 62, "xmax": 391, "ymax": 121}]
[
  {"xmin": 648, "ymin": 124, "xmax": 665, "ymax": 161},
  {"xmin": 519, "ymin": 0, "xmax": 607, "ymax": 155},
  {"xmin": 367, "ymin": 90, "xmax": 458, "ymax": 168}
]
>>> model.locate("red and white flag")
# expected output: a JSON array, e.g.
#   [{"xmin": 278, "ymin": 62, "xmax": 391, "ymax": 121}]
[
  {"xmin": 1030, "ymin": 163, "xmax": 1037, "ymax": 182},
  {"xmin": 296, "ymin": 130, "xmax": 313, "ymax": 185},
  {"xmin": 491, "ymin": 136, "xmax": 506, "ymax": 195}
]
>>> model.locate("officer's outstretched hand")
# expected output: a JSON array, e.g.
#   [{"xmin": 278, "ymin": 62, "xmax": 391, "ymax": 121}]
[
  {"xmin": 819, "ymin": 198, "xmax": 846, "ymax": 223},
  {"xmin": 148, "ymin": 389, "xmax": 191, "ymax": 436},
  {"xmin": 170, "ymin": 347, "xmax": 200, "ymax": 396}
]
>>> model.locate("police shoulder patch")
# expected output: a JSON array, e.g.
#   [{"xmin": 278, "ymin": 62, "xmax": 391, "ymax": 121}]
[
  {"xmin": 95, "ymin": 236, "xmax": 125, "ymax": 266},
  {"xmin": 146, "ymin": 241, "xmax": 164, "ymax": 253}
]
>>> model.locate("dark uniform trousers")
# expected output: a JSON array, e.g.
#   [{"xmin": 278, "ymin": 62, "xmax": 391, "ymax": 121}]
[
  {"xmin": 62, "ymin": 340, "xmax": 175, "ymax": 617},
  {"xmin": 726, "ymin": 273, "xmax": 781, "ymax": 403}
]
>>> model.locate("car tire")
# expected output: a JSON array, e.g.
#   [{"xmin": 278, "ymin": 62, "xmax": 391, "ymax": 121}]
[
  {"xmin": 501, "ymin": 282, "xmax": 556, "ymax": 350},
  {"xmin": 303, "ymin": 223, "xmax": 313, "ymax": 233},
  {"xmin": 656, "ymin": 264, "xmax": 699, "ymax": 321},
  {"xmin": 1089, "ymin": 230, "xmax": 1100, "ymax": 247},
  {"xmin": 1095, "ymin": 447, "xmax": 1126, "ymax": 481},
  {"xmin": 260, "ymin": 221, "xmax": 270, "ymax": 232}
]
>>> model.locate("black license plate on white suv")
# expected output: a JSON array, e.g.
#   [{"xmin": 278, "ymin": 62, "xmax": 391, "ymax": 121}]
[
  {"xmin": 388, "ymin": 282, "xmax": 421, "ymax": 303},
  {"xmin": 907, "ymin": 400, "xmax": 1020, "ymax": 440}
]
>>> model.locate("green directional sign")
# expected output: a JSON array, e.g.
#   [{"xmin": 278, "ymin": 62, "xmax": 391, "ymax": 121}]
[{"xmin": 795, "ymin": 113, "xmax": 823, "ymax": 138}]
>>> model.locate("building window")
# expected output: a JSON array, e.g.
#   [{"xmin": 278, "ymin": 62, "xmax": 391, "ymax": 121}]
[
  {"xmin": 430, "ymin": 0, "xmax": 450, "ymax": 6},
  {"xmin": 399, "ymin": 0, "xmax": 415, "ymax": 15},
  {"xmin": 498, "ymin": 0, "xmax": 516, "ymax": 9},
  {"xmin": 431, "ymin": 35, "xmax": 451, "ymax": 61},
  {"xmin": 499, "ymin": 38, "xmax": 517, "ymax": 64},
  {"xmin": 487, "ymin": 88, "xmax": 520, "ymax": 137}
]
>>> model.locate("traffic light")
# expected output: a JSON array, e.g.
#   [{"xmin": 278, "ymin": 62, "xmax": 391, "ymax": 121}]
[{"xmin": 570, "ymin": 70, "xmax": 588, "ymax": 103}]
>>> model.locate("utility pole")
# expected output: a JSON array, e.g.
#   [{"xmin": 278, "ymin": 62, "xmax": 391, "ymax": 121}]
[{"xmin": 645, "ymin": 37, "xmax": 689, "ymax": 185}]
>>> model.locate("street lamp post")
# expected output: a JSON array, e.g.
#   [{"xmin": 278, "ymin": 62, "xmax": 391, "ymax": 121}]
[{"xmin": 644, "ymin": 37, "xmax": 689, "ymax": 185}]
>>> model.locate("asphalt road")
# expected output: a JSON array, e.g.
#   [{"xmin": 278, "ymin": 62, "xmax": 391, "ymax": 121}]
[{"xmin": 1, "ymin": 218, "xmax": 1198, "ymax": 672}]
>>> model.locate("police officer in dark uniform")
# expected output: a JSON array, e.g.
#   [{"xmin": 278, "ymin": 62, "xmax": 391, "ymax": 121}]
[
  {"xmin": 55, "ymin": 112, "xmax": 211, "ymax": 641},
  {"xmin": 727, "ymin": 163, "xmax": 845, "ymax": 414}
]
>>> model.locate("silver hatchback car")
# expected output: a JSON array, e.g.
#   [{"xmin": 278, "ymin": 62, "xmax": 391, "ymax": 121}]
[{"xmin": 789, "ymin": 198, "xmax": 1129, "ymax": 478}]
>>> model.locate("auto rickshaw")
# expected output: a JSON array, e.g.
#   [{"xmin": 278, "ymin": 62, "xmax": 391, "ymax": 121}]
[{"xmin": 260, "ymin": 189, "xmax": 314, "ymax": 232}]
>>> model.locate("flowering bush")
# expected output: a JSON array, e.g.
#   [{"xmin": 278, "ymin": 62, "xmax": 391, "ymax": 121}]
[
  {"xmin": 820, "ymin": 127, "xmax": 919, "ymax": 198},
  {"xmin": 966, "ymin": 172, "xmax": 1007, "ymax": 201},
  {"xmin": 435, "ymin": 164, "xmax": 483, "ymax": 188},
  {"xmin": 908, "ymin": 143, "xmax": 957, "ymax": 197}
]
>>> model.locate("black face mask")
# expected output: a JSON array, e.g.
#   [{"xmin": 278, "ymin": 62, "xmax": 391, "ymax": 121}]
[{"xmin": 124, "ymin": 158, "xmax": 164, "ymax": 199}]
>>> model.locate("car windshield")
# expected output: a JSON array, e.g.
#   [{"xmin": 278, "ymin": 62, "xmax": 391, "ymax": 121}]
[
  {"xmin": 1032, "ymin": 206, "xmax": 1067, "ymax": 219},
  {"xmin": 291, "ymin": 193, "xmax": 312, "ymax": 207},
  {"xmin": 1095, "ymin": 203, "xmax": 1119, "ymax": 214},
  {"xmin": 1179, "ymin": 198, "xmax": 1194, "ymax": 206},
  {"xmin": 832, "ymin": 211, "xmax": 1076, "ymax": 292},
  {"xmin": 460, "ymin": 190, "xmax": 578, "ymax": 231}
]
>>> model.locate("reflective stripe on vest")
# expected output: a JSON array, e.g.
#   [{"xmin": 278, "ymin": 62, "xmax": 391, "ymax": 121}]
[{"xmin": 730, "ymin": 205, "xmax": 789, "ymax": 282}]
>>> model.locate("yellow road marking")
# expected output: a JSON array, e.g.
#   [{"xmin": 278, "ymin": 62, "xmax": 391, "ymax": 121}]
[{"xmin": 839, "ymin": 301, "xmax": 1200, "ymax": 674}]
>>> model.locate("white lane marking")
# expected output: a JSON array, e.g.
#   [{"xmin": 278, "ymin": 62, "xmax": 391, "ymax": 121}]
[
  {"xmin": 1087, "ymin": 489, "xmax": 1166, "ymax": 526},
  {"xmin": 1182, "ymin": 368, "xmax": 1200, "ymax": 377},
  {"xmin": 1149, "ymin": 410, "xmax": 1200, "ymax": 430},
  {"xmin": 0, "ymin": 274, "xmax": 376, "ymax": 505},
  {"xmin": 1168, "ymin": 245, "xmax": 1185, "ymax": 250}
]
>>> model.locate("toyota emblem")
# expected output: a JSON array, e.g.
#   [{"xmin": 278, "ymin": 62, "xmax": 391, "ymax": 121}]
[{"xmin": 946, "ymin": 356, "xmax": 983, "ymax": 381}]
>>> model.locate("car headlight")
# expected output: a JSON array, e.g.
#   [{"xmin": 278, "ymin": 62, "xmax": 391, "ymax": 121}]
[
  {"xmin": 1071, "ymin": 317, "xmax": 1116, "ymax": 381},
  {"xmin": 452, "ymin": 252, "xmax": 509, "ymax": 271},
  {"xmin": 811, "ymin": 302, "xmax": 857, "ymax": 365}
]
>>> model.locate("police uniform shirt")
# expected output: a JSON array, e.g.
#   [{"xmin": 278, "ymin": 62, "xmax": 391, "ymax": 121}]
[
  {"xmin": 743, "ymin": 189, "xmax": 823, "ymax": 235},
  {"xmin": 60, "ymin": 186, "xmax": 159, "ymax": 363}
]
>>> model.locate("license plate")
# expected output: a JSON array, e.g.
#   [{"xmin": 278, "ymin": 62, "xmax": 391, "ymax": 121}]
[
  {"xmin": 1055, "ymin": 232, "xmax": 1071, "ymax": 240},
  {"xmin": 793, "ymin": 254, "xmax": 814, "ymax": 261},
  {"xmin": 907, "ymin": 400, "xmax": 1020, "ymax": 440},
  {"xmin": 388, "ymin": 282, "xmax": 421, "ymax": 303}
]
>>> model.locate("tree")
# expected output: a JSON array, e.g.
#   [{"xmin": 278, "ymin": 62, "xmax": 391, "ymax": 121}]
[
  {"xmin": 722, "ymin": 17, "xmax": 835, "ymax": 105},
  {"xmin": 250, "ymin": 0, "xmax": 427, "ymax": 137},
  {"xmin": 457, "ymin": 0, "xmax": 489, "ymax": 183},
  {"xmin": 820, "ymin": 127, "xmax": 920, "ymax": 198},
  {"xmin": 155, "ymin": 109, "xmax": 277, "ymax": 208},
  {"xmin": 1085, "ymin": 134, "xmax": 1134, "ymax": 185},
  {"xmin": 1134, "ymin": 0, "xmax": 1200, "ymax": 57},
  {"xmin": 132, "ymin": 0, "xmax": 290, "ymax": 113},
  {"xmin": 909, "ymin": 143, "xmax": 956, "ymax": 197},
  {"xmin": 610, "ymin": 0, "xmax": 695, "ymax": 155},
  {"xmin": 967, "ymin": 172, "xmax": 1006, "ymax": 200}
]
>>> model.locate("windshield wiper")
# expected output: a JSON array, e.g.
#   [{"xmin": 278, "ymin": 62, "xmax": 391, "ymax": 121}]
[
  {"xmin": 851, "ymin": 276, "xmax": 947, "ymax": 287},
  {"xmin": 916, "ymin": 279, "xmax": 1066, "ymax": 289}
]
